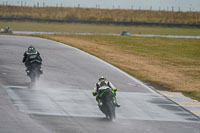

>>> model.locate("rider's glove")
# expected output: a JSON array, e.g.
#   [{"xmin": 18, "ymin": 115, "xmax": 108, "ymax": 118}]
[{"xmin": 92, "ymin": 90, "xmax": 97, "ymax": 96}]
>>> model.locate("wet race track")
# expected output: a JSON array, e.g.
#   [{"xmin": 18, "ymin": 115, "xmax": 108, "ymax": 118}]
[{"xmin": 0, "ymin": 35, "xmax": 200, "ymax": 133}]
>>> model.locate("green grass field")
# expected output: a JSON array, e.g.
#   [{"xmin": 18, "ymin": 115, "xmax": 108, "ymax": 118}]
[{"xmin": 1, "ymin": 21, "xmax": 200, "ymax": 36}]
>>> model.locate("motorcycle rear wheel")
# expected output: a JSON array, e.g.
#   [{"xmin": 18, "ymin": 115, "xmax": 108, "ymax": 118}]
[{"xmin": 106, "ymin": 102, "xmax": 116, "ymax": 120}]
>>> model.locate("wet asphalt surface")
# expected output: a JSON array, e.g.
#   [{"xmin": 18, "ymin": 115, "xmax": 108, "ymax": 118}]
[{"xmin": 0, "ymin": 35, "xmax": 200, "ymax": 133}]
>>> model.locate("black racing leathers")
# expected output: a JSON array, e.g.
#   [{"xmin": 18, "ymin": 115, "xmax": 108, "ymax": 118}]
[{"xmin": 22, "ymin": 51, "xmax": 42, "ymax": 69}]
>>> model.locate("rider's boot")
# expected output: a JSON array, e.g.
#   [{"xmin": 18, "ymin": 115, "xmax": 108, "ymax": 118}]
[
  {"xmin": 113, "ymin": 97, "xmax": 120, "ymax": 107},
  {"xmin": 98, "ymin": 100, "xmax": 103, "ymax": 107},
  {"xmin": 40, "ymin": 67, "xmax": 43, "ymax": 74},
  {"xmin": 25, "ymin": 68, "xmax": 30, "ymax": 76}
]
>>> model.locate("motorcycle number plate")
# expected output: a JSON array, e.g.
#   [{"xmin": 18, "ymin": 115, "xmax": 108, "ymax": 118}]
[
  {"xmin": 99, "ymin": 86, "xmax": 109, "ymax": 90},
  {"xmin": 29, "ymin": 55, "xmax": 37, "ymax": 59}
]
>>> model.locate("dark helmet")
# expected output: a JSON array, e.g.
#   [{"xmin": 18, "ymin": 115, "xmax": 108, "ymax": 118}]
[
  {"xmin": 28, "ymin": 45, "xmax": 36, "ymax": 53},
  {"xmin": 99, "ymin": 76, "xmax": 106, "ymax": 82},
  {"xmin": 28, "ymin": 45, "xmax": 35, "ymax": 49}
]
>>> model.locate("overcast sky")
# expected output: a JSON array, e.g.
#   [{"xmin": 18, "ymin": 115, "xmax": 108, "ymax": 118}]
[{"xmin": 1, "ymin": 0, "xmax": 200, "ymax": 11}]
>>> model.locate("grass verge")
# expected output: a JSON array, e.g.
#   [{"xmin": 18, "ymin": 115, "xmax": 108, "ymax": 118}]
[
  {"xmin": 1, "ymin": 21, "xmax": 200, "ymax": 36},
  {"xmin": 32, "ymin": 34, "xmax": 200, "ymax": 101},
  {"xmin": 182, "ymin": 91, "xmax": 200, "ymax": 101}
]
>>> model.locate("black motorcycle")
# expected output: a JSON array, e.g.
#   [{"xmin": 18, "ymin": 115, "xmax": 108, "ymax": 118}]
[
  {"xmin": 98, "ymin": 88, "xmax": 116, "ymax": 120},
  {"xmin": 27, "ymin": 59, "xmax": 43, "ymax": 87}
]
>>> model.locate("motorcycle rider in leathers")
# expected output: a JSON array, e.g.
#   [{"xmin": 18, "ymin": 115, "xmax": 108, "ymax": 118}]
[
  {"xmin": 22, "ymin": 46, "xmax": 42, "ymax": 75},
  {"xmin": 93, "ymin": 76, "xmax": 120, "ymax": 107}
]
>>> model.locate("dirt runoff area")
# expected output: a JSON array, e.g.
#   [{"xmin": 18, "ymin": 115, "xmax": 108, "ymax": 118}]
[{"xmin": 40, "ymin": 35, "xmax": 200, "ymax": 100}]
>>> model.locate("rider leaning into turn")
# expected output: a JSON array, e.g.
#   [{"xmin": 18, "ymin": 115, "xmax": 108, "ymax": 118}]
[
  {"xmin": 22, "ymin": 46, "xmax": 42, "ymax": 73},
  {"xmin": 93, "ymin": 76, "xmax": 120, "ymax": 107}
]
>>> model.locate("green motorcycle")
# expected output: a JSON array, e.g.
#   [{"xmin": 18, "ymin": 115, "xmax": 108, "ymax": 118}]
[{"xmin": 97, "ymin": 88, "xmax": 116, "ymax": 120}]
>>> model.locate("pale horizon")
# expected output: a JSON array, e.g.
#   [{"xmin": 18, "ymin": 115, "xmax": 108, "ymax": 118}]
[{"xmin": 1, "ymin": 0, "xmax": 200, "ymax": 11}]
